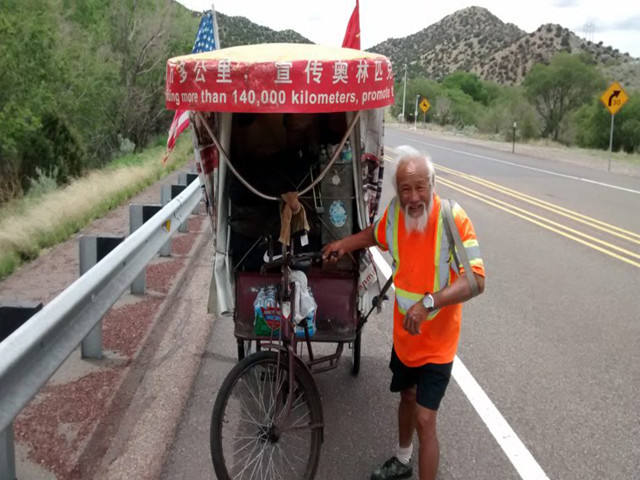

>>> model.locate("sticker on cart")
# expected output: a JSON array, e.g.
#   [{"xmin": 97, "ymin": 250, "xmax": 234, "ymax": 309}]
[{"xmin": 329, "ymin": 201, "xmax": 347, "ymax": 227}]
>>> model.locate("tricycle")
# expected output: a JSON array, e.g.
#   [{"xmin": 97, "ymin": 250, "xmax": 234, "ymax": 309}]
[{"xmin": 165, "ymin": 42, "xmax": 395, "ymax": 479}]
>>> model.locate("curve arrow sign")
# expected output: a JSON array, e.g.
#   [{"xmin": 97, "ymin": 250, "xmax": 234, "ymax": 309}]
[{"xmin": 608, "ymin": 90, "xmax": 621, "ymax": 106}]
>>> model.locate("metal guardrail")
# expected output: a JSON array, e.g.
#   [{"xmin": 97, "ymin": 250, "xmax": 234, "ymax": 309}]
[{"xmin": 0, "ymin": 179, "xmax": 202, "ymax": 478}]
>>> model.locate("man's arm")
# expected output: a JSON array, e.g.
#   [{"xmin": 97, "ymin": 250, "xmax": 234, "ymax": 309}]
[
  {"xmin": 403, "ymin": 273, "xmax": 485, "ymax": 335},
  {"xmin": 432, "ymin": 272, "xmax": 485, "ymax": 308},
  {"xmin": 321, "ymin": 225, "xmax": 377, "ymax": 260}
]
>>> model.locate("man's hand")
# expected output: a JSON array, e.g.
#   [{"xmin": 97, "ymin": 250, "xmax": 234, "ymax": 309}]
[
  {"xmin": 403, "ymin": 302, "xmax": 429, "ymax": 335},
  {"xmin": 321, "ymin": 240, "xmax": 345, "ymax": 262}
]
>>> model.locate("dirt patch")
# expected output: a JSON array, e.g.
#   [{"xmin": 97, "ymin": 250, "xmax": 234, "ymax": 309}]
[
  {"xmin": 172, "ymin": 231, "xmax": 200, "ymax": 256},
  {"xmin": 146, "ymin": 258, "xmax": 186, "ymax": 295},
  {"xmin": 103, "ymin": 297, "xmax": 164, "ymax": 357},
  {"xmin": 14, "ymin": 369, "xmax": 123, "ymax": 480}
]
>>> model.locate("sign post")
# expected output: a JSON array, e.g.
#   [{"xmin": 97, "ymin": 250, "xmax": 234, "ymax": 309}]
[{"xmin": 599, "ymin": 81, "xmax": 629, "ymax": 171}]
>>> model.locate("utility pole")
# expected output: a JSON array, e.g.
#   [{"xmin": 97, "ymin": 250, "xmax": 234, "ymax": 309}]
[
  {"xmin": 413, "ymin": 94, "xmax": 419, "ymax": 130},
  {"xmin": 401, "ymin": 64, "xmax": 407, "ymax": 121}
]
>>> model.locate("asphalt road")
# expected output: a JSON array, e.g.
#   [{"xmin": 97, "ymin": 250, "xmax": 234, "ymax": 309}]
[{"xmin": 161, "ymin": 127, "xmax": 640, "ymax": 480}]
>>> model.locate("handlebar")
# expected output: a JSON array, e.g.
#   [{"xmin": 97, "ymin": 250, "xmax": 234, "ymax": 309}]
[{"xmin": 262, "ymin": 251, "xmax": 323, "ymax": 270}]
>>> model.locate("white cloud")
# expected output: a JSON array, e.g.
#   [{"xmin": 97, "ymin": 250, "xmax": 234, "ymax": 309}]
[
  {"xmin": 608, "ymin": 15, "xmax": 640, "ymax": 31},
  {"xmin": 553, "ymin": 0, "xmax": 579, "ymax": 6}
]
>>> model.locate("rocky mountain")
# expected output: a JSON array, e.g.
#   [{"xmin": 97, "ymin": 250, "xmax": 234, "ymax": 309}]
[
  {"xmin": 216, "ymin": 12, "xmax": 311, "ymax": 46},
  {"xmin": 475, "ymin": 23, "xmax": 637, "ymax": 85},
  {"xmin": 371, "ymin": 7, "xmax": 525, "ymax": 79},
  {"xmin": 370, "ymin": 6, "xmax": 640, "ymax": 89}
]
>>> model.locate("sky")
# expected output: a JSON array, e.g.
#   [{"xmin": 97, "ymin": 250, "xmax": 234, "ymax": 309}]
[{"xmin": 176, "ymin": 0, "xmax": 640, "ymax": 58}]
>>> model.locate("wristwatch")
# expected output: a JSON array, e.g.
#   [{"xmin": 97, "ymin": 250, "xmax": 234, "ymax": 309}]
[{"xmin": 422, "ymin": 293, "xmax": 435, "ymax": 311}]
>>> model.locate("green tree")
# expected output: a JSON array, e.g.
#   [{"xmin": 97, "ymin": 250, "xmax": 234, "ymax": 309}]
[
  {"xmin": 0, "ymin": 0, "xmax": 197, "ymax": 203},
  {"xmin": 391, "ymin": 77, "xmax": 442, "ymax": 122},
  {"xmin": 478, "ymin": 86, "xmax": 540, "ymax": 140},
  {"xmin": 523, "ymin": 53, "xmax": 604, "ymax": 141},
  {"xmin": 442, "ymin": 71, "xmax": 493, "ymax": 105},
  {"xmin": 575, "ymin": 93, "xmax": 640, "ymax": 152},
  {"xmin": 0, "ymin": 0, "xmax": 62, "ymax": 199},
  {"xmin": 440, "ymin": 88, "xmax": 479, "ymax": 127}
]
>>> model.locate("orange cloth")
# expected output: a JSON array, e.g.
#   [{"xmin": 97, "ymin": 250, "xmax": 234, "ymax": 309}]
[{"xmin": 374, "ymin": 194, "xmax": 485, "ymax": 367}]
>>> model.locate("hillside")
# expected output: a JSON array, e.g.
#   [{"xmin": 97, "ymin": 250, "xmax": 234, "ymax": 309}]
[
  {"xmin": 369, "ymin": 6, "xmax": 640, "ymax": 89},
  {"xmin": 370, "ymin": 7, "xmax": 524, "ymax": 79},
  {"xmin": 475, "ymin": 23, "xmax": 638, "ymax": 86}
]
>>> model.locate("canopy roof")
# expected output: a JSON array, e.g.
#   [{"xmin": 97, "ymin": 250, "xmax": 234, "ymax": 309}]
[{"xmin": 165, "ymin": 43, "xmax": 394, "ymax": 113}]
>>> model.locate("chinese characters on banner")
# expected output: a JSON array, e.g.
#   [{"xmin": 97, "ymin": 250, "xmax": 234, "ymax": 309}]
[{"xmin": 165, "ymin": 57, "xmax": 394, "ymax": 113}]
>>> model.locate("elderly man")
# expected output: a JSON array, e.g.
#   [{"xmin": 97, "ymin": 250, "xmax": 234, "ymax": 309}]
[{"xmin": 322, "ymin": 146, "xmax": 485, "ymax": 480}]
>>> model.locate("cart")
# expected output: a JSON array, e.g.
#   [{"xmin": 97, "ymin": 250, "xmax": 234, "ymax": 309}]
[{"xmin": 165, "ymin": 42, "xmax": 395, "ymax": 479}]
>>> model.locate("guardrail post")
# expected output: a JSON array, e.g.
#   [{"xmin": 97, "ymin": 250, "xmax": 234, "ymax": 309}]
[
  {"xmin": 129, "ymin": 204, "xmax": 162, "ymax": 294},
  {"xmin": 0, "ymin": 301, "xmax": 43, "ymax": 343},
  {"xmin": 162, "ymin": 184, "xmax": 188, "ymax": 237},
  {"xmin": 79, "ymin": 235, "xmax": 124, "ymax": 359},
  {"xmin": 0, "ymin": 423, "xmax": 16, "ymax": 480},
  {"xmin": 178, "ymin": 172, "xmax": 200, "ymax": 214}
]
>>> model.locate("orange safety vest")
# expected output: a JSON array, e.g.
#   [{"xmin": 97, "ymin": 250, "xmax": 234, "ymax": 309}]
[{"xmin": 374, "ymin": 193, "xmax": 485, "ymax": 366}]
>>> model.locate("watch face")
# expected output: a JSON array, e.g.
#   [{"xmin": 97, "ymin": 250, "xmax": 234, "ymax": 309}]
[{"xmin": 422, "ymin": 294, "xmax": 434, "ymax": 309}]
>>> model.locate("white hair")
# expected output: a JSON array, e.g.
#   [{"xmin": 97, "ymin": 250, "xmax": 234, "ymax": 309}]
[{"xmin": 393, "ymin": 145, "xmax": 435, "ymax": 192}]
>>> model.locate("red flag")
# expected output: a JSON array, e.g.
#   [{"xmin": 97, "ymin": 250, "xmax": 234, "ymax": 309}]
[{"xmin": 342, "ymin": 0, "xmax": 360, "ymax": 49}]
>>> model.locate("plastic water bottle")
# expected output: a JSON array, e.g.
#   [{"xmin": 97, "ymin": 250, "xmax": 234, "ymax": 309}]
[
  {"xmin": 295, "ymin": 287, "xmax": 317, "ymax": 338},
  {"xmin": 254, "ymin": 287, "xmax": 266, "ymax": 335}
]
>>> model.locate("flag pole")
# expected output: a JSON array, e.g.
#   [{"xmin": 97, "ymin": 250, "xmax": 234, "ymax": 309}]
[{"xmin": 211, "ymin": 3, "xmax": 220, "ymax": 49}]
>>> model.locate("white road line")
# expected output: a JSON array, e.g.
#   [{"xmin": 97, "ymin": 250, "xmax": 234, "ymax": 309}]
[
  {"xmin": 389, "ymin": 135, "xmax": 640, "ymax": 195},
  {"xmin": 369, "ymin": 248, "xmax": 551, "ymax": 480}
]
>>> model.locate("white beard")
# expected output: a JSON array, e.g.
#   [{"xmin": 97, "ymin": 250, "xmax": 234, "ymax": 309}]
[{"xmin": 404, "ymin": 200, "xmax": 431, "ymax": 233}]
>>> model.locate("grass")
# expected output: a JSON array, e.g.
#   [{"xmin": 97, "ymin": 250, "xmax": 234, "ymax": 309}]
[{"xmin": 0, "ymin": 137, "xmax": 192, "ymax": 280}]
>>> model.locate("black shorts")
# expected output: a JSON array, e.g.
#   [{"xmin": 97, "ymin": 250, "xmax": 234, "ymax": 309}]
[{"xmin": 389, "ymin": 348, "xmax": 453, "ymax": 411}]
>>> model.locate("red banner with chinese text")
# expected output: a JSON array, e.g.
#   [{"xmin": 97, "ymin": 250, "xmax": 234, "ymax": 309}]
[{"xmin": 165, "ymin": 46, "xmax": 394, "ymax": 113}]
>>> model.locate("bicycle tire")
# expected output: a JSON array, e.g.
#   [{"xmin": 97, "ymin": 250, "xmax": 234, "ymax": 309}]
[
  {"xmin": 351, "ymin": 330, "xmax": 362, "ymax": 376},
  {"xmin": 210, "ymin": 351, "xmax": 323, "ymax": 480}
]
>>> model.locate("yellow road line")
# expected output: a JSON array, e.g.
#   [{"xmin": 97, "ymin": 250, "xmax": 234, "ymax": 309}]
[
  {"xmin": 438, "ymin": 177, "xmax": 640, "ymax": 262},
  {"xmin": 437, "ymin": 178, "xmax": 640, "ymax": 269},
  {"xmin": 435, "ymin": 163, "xmax": 640, "ymax": 244}
]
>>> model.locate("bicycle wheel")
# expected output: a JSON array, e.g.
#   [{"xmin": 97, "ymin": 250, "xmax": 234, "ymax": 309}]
[{"xmin": 211, "ymin": 351, "xmax": 323, "ymax": 480}]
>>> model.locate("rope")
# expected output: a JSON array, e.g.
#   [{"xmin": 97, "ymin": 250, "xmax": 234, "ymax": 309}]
[{"xmin": 195, "ymin": 110, "xmax": 361, "ymax": 202}]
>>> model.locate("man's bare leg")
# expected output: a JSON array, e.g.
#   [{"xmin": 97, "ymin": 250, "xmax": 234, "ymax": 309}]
[
  {"xmin": 398, "ymin": 388, "xmax": 417, "ymax": 448},
  {"xmin": 415, "ymin": 405, "xmax": 439, "ymax": 480}
]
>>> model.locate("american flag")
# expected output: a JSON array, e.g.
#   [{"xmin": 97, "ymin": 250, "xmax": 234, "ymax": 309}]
[{"xmin": 166, "ymin": 11, "xmax": 218, "ymax": 153}]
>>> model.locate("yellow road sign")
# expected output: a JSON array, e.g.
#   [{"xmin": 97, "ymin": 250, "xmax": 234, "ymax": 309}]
[
  {"xmin": 600, "ymin": 82, "xmax": 629, "ymax": 115},
  {"xmin": 419, "ymin": 97, "xmax": 430, "ymax": 113}
]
